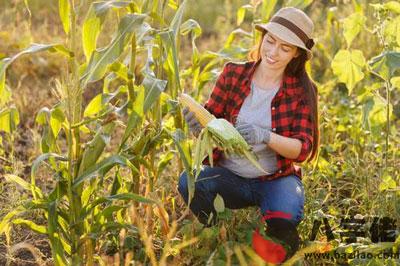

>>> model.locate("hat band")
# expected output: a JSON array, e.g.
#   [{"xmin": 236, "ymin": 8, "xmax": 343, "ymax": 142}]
[{"xmin": 271, "ymin": 16, "xmax": 314, "ymax": 49}]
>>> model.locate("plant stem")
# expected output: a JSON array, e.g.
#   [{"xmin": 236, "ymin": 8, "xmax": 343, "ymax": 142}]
[{"xmin": 385, "ymin": 80, "xmax": 391, "ymax": 170}]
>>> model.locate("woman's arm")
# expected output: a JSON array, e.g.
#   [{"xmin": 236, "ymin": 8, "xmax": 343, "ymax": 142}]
[{"xmin": 267, "ymin": 132, "xmax": 302, "ymax": 160}]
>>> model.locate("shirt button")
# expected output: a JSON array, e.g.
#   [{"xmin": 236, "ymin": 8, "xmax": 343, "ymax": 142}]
[
  {"xmin": 272, "ymin": 128, "xmax": 276, "ymax": 132},
  {"xmin": 271, "ymin": 106, "xmax": 276, "ymax": 110},
  {"xmin": 279, "ymin": 170, "xmax": 282, "ymax": 173}
]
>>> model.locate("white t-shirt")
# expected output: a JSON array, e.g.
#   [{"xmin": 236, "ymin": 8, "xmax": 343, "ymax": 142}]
[{"xmin": 219, "ymin": 81, "xmax": 279, "ymax": 178}]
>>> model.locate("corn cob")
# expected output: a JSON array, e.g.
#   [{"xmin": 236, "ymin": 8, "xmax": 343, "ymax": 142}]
[
  {"xmin": 178, "ymin": 93, "xmax": 215, "ymax": 126},
  {"xmin": 179, "ymin": 93, "xmax": 268, "ymax": 175}
]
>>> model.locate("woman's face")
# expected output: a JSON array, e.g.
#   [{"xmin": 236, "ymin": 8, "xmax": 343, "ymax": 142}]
[{"xmin": 259, "ymin": 32, "xmax": 299, "ymax": 71}]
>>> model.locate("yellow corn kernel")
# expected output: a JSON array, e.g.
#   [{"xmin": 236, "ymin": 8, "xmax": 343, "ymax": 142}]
[{"xmin": 179, "ymin": 93, "xmax": 215, "ymax": 127}]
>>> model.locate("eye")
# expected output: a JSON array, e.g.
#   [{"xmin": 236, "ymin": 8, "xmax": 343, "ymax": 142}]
[{"xmin": 265, "ymin": 37, "xmax": 274, "ymax": 44}]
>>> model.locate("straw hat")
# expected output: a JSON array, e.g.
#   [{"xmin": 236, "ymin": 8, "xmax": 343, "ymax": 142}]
[{"xmin": 255, "ymin": 7, "xmax": 315, "ymax": 59}]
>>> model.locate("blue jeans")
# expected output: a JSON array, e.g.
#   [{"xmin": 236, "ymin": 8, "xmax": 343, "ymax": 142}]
[{"xmin": 177, "ymin": 166, "xmax": 305, "ymax": 226}]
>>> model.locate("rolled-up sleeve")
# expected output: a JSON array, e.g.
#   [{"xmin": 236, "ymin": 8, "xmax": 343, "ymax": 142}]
[
  {"xmin": 290, "ymin": 99, "xmax": 314, "ymax": 163},
  {"xmin": 204, "ymin": 63, "xmax": 231, "ymax": 118}
]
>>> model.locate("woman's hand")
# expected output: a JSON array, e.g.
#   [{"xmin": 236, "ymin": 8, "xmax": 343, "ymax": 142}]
[
  {"xmin": 236, "ymin": 123, "xmax": 271, "ymax": 145},
  {"xmin": 182, "ymin": 107, "xmax": 203, "ymax": 136},
  {"xmin": 236, "ymin": 122, "xmax": 303, "ymax": 160}
]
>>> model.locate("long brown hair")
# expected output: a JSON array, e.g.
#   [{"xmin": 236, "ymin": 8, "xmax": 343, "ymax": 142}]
[{"xmin": 249, "ymin": 31, "xmax": 319, "ymax": 162}]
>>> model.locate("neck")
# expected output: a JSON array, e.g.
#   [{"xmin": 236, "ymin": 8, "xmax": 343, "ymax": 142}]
[{"xmin": 255, "ymin": 61, "xmax": 285, "ymax": 86}]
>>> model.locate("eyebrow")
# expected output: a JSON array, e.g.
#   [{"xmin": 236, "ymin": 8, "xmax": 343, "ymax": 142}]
[{"xmin": 267, "ymin": 35, "xmax": 294, "ymax": 49}]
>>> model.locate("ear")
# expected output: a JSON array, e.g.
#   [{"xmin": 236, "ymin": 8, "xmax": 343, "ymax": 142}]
[{"xmin": 293, "ymin": 49, "xmax": 300, "ymax": 58}]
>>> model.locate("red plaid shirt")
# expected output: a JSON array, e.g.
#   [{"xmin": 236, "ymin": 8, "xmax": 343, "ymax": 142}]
[{"xmin": 203, "ymin": 60, "xmax": 314, "ymax": 180}]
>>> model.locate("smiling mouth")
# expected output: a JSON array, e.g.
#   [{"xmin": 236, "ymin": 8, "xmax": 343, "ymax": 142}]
[{"xmin": 265, "ymin": 56, "xmax": 278, "ymax": 64}]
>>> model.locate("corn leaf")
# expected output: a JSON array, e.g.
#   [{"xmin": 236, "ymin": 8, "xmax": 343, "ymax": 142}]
[
  {"xmin": 82, "ymin": 1, "xmax": 133, "ymax": 61},
  {"xmin": 261, "ymin": 0, "xmax": 278, "ymax": 22},
  {"xmin": 4, "ymin": 174, "xmax": 43, "ymax": 198},
  {"xmin": 80, "ymin": 14, "xmax": 151, "ymax": 87},
  {"xmin": 286, "ymin": 0, "xmax": 313, "ymax": 9},
  {"xmin": 78, "ymin": 122, "xmax": 115, "ymax": 175},
  {"xmin": 12, "ymin": 219, "xmax": 47, "ymax": 234},
  {"xmin": 237, "ymin": 5, "xmax": 252, "ymax": 26},
  {"xmin": 47, "ymin": 201, "xmax": 68, "ymax": 265},
  {"xmin": 170, "ymin": 0, "xmax": 187, "ymax": 40},
  {"xmin": 31, "ymin": 153, "xmax": 67, "ymax": 199},
  {"xmin": 50, "ymin": 107, "xmax": 65, "ymax": 138},
  {"xmin": 120, "ymin": 75, "xmax": 167, "ymax": 147},
  {"xmin": 0, "ymin": 43, "xmax": 72, "ymax": 95},
  {"xmin": 73, "ymin": 155, "xmax": 138, "ymax": 188},
  {"xmin": 0, "ymin": 106, "xmax": 19, "ymax": 134},
  {"xmin": 0, "ymin": 206, "xmax": 26, "ymax": 234},
  {"xmin": 81, "ymin": 193, "xmax": 156, "ymax": 219},
  {"xmin": 170, "ymin": 129, "xmax": 195, "ymax": 205},
  {"xmin": 58, "ymin": 0, "xmax": 70, "ymax": 34}
]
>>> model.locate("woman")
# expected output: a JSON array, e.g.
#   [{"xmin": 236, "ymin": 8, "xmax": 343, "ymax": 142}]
[{"xmin": 178, "ymin": 7, "xmax": 318, "ymax": 264}]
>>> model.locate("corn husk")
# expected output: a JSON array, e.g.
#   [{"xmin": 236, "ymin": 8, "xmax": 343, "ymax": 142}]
[{"xmin": 179, "ymin": 93, "xmax": 268, "ymax": 177}]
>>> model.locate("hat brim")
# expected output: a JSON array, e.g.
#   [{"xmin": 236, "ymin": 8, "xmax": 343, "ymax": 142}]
[{"xmin": 255, "ymin": 22, "xmax": 313, "ymax": 60}]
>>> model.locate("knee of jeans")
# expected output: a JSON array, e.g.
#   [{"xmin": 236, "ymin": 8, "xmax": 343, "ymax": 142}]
[
  {"xmin": 177, "ymin": 171, "xmax": 189, "ymax": 200},
  {"xmin": 262, "ymin": 210, "xmax": 303, "ymax": 226}
]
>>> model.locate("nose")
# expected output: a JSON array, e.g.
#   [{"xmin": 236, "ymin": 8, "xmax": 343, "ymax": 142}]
[{"xmin": 269, "ymin": 45, "xmax": 279, "ymax": 57}]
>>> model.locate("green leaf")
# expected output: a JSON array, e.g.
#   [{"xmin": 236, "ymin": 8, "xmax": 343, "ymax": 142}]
[
  {"xmin": 169, "ymin": 129, "xmax": 195, "ymax": 204},
  {"xmin": 159, "ymin": 30, "xmax": 181, "ymax": 97},
  {"xmin": 84, "ymin": 89, "xmax": 120, "ymax": 117},
  {"xmin": 170, "ymin": 0, "xmax": 187, "ymax": 42},
  {"xmin": 120, "ymin": 75, "xmax": 167, "ymax": 147},
  {"xmin": 237, "ymin": 5, "xmax": 252, "ymax": 26},
  {"xmin": 81, "ymin": 193, "xmax": 156, "ymax": 219},
  {"xmin": 261, "ymin": 0, "xmax": 278, "ymax": 21},
  {"xmin": 343, "ymin": 12, "xmax": 366, "ymax": 48},
  {"xmin": 331, "ymin": 49, "xmax": 366, "ymax": 93},
  {"xmin": 0, "ymin": 206, "xmax": 26, "ymax": 234},
  {"xmin": 0, "ymin": 106, "xmax": 19, "ymax": 134},
  {"xmin": 36, "ymin": 107, "xmax": 50, "ymax": 125},
  {"xmin": 384, "ymin": 1, "xmax": 400, "ymax": 13},
  {"xmin": 0, "ymin": 84, "xmax": 12, "ymax": 106},
  {"xmin": 78, "ymin": 122, "xmax": 115, "ymax": 175},
  {"xmin": 369, "ymin": 51, "xmax": 400, "ymax": 80},
  {"xmin": 286, "ymin": 0, "xmax": 313, "ymax": 9},
  {"xmin": 4, "ymin": 174, "xmax": 43, "ymax": 198},
  {"xmin": 384, "ymin": 15, "xmax": 400, "ymax": 46},
  {"xmin": 213, "ymin": 194, "xmax": 225, "ymax": 213},
  {"xmin": 157, "ymin": 151, "xmax": 174, "ymax": 174},
  {"xmin": 31, "ymin": 153, "xmax": 67, "ymax": 199},
  {"xmin": 50, "ymin": 107, "xmax": 65, "ymax": 138},
  {"xmin": 73, "ymin": 155, "xmax": 139, "ymax": 188},
  {"xmin": 82, "ymin": 1, "xmax": 133, "ymax": 61},
  {"xmin": 180, "ymin": 19, "xmax": 202, "ymax": 38},
  {"xmin": 142, "ymin": 75, "xmax": 167, "ymax": 113},
  {"xmin": 59, "ymin": 0, "xmax": 70, "ymax": 34},
  {"xmin": 379, "ymin": 174, "xmax": 397, "ymax": 191},
  {"xmin": 224, "ymin": 28, "xmax": 252, "ymax": 48},
  {"xmin": 80, "ymin": 14, "xmax": 150, "ymax": 87},
  {"xmin": 47, "ymin": 201, "xmax": 68, "ymax": 265},
  {"xmin": 391, "ymin": 76, "xmax": 400, "ymax": 89},
  {"xmin": 12, "ymin": 219, "xmax": 47, "ymax": 234},
  {"xmin": 84, "ymin": 94, "xmax": 103, "ymax": 117},
  {"xmin": 0, "ymin": 43, "xmax": 72, "ymax": 94}
]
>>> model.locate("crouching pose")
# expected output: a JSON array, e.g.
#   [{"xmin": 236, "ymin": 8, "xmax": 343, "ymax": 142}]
[{"xmin": 178, "ymin": 7, "xmax": 319, "ymax": 264}]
